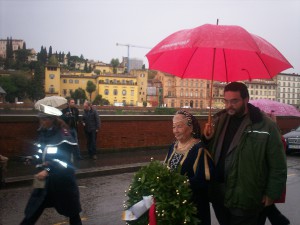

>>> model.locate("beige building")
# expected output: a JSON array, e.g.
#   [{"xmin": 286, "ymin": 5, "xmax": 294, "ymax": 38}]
[
  {"xmin": 276, "ymin": 73, "xmax": 300, "ymax": 107},
  {"xmin": 130, "ymin": 69, "xmax": 148, "ymax": 105},
  {"xmin": 0, "ymin": 39, "xmax": 24, "ymax": 58},
  {"xmin": 152, "ymin": 71, "xmax": 296, "ymax": 110},
  {"xmin": 154, "ymin": 71, "xmax": 211, "ymax": 109},
  {"xmin": 245, "ymin": 79, "xmax": 277, "ymax": 100}
]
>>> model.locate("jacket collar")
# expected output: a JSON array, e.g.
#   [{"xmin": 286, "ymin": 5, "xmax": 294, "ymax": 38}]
[{"xmin": 214, "ymin": 103, "xmax": 263, "ymax": 125}]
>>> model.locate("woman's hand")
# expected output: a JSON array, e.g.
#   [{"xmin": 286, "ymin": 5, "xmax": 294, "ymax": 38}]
[{"xmin": 35, "ymin": 170, "xmax": 48, "ymax": 180}]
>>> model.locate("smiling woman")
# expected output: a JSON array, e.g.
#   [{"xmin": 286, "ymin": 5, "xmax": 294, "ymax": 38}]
[{"xmin": 164, "ymin": 110, "xmax": 214, "ymax": 225}]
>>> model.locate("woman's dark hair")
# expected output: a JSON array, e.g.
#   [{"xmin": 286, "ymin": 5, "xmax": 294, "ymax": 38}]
[
  {"xmin": 175, "ymin": 110, "xmax": 201, "ymax": 138},
  {"xmin": 224, "ymin": 82, "xmax": 249, "ymax": 99}
]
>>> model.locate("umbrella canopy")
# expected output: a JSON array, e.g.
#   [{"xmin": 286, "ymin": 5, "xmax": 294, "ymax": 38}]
[
  {"xmin": 249, "ymin": 99, "xmax": 300, "ymax": 117},
  {"xmin": 34, "ymin": 96, "xmax": 67, "ymax": 110},
  {"xmin": 146, "ymin": 23, "xmax": 293, "ymax": 123},
  {"xmin": 146, "ymin": 24, "xmax": 293, "ymax": 82}
]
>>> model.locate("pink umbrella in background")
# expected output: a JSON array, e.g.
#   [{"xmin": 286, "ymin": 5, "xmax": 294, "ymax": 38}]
[
  {"xmin": 146, "ymin": 23, "xmax": 293, "ymax": 124},
  {"xmin": 249, "ymin": 99, "xmax": 300, "ymax": 117}
]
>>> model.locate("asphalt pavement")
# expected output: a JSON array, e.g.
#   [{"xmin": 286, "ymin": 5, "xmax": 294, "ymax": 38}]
[{"xmin": 3, "ymin": 148, "xmax": 168, "ymax": 189}]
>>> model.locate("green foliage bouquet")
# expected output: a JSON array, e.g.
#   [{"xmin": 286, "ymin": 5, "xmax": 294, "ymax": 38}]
[{"xmin": 123, "ymin": 160, "xmax": 199, "ymax": 225}]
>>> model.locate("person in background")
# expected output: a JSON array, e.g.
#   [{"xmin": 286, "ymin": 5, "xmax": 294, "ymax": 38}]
[
  {"xmin": 20, "ymin": 104, "xmax": 82, "ymax": 225},
  {"xmin": 257, "ymin": 110, "xmax": 290, "ymax": 225},
  {"xmin": 0, "ymin": 154, "xmax": 8, "ymax": 188},
  {"xmin": 82, "ymin": 101, "xmax": 100, "ymax": 160},
  {"xmin": 61, "ymin": 98, "xmax": 82, "ymax": 160},
  {"xmin": 203, "ymin": 82, "xmax": 287, "ymax": 225},
  {"xmin": 164, "ymin": 110, "xmax": 214, "ymax": 225}
]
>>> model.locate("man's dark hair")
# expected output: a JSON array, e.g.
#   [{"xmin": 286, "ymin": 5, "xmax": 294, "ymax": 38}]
[{"xmin": 224, "ymin": 82, "xmax": 249, "ymax": 99}]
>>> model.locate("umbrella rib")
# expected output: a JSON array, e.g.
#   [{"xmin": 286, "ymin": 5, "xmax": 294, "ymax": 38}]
[
  {"xmin": 182, "ymin": 48, "xmax": 199, "ymax": 77},
  {"xmin": 222, "ymin": 48, "xmax": 229, "ymax": 82},
  {"xmin": 255, "ymin": 52, "xmax": 272, "ymax": 79}
]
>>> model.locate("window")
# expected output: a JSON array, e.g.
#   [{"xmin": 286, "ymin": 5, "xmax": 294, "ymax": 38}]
[
  {"xmin": 75, "ymin": 80, "xmax": 79, "ymax": 84},
  {"xmin": 49, "ymin": 85, "xmax": 55, "ymax": 93},
  {"xmin": 63, "ymin": 89, "xmax": 67, "ymax": 95},
  {"xmin": 104, "ymin": 89, "xmax": 109, "ymax": 95},
  {"xmin": 122, "ymin": 90, "xmax": 127, "ymax": 96},
  {"xmin": 49, "ymin": 74, "xmax": 55, "ymax": 79},
  {"xmin": 113, "ymin": 89, "xmax": 118, "ymax": 95},
  {"xmin": 63, "ymin": 79, "xmax": 67, "ymax": 83},
  {"xmin": 131, "ymin": 90, "xmax": 134, "ymax": 96},
  {"xmin": 69, "ymin": 79, "xmax": 73, "ymax": 83}
]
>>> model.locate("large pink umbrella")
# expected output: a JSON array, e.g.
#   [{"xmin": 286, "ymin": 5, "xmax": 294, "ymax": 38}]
[
  {"xmin": 146, "ymin": 23, "xmax": 293, "ymax": 123},
  {"xmin": 249, "ymin": 99, "xmax": 300, "ymax": 117}
]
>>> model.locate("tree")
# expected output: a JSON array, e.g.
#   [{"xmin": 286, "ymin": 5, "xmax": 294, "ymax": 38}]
[
  {"xmin": 110, "ymin": 58, "xmax": 120, "ymax": 74},
  {"xmin": 15, "ymin": 48, "xmax": 30, "ymax": 69},
  {"xmin": 84, "ymin": 60, "xmax": 88, "ymax": 72},
  {"xmin": 92, "ymin": 94, "xmax": 109, "ymax": 106},
  {"xmin": 48, "ymin": 55, "xmax": 59, "ymax": 65},
  {"xmin": 0, "ymin": 74, "xmax": 29, "ymax": 102},
  {"xmin": 4, "ymin": 37, "xmax": 14, "ymax": 69},
  {"xmin": 70, "ymin": 88, "xmax": 87, "ymax": 105},
  {"xmin": 67, "ymin": 52, "xmax": 71, "ymax": 66},
  {"xmin": 37, "ymin": 46, "xmax": 47, "ymax": 65},
  {"xmin": 0, "ymin": 76, "xmax": 17, "ymax": 102},
  {"xmin": 48, "ymin": 46, "xmax": 53, "ymax": 58},
  {"xmin": 86, "ymin": 80, "xmax": 96, "ymax": 101},
  {"xmin": 28, "ymin": 62, "xmax": 45, "ymax": 101},
  {"xmin": 80, "ymin": 54, "xmax": 85, "ymax": 62}
]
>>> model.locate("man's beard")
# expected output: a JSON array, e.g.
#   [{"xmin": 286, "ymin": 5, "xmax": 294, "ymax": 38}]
[{"xmin": 226, "ymin": 103, "xmax": 246, "ymax": 118}]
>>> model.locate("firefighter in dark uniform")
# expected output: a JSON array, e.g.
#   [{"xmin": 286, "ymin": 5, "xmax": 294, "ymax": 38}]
[{"xmin": 20, "ymin": 104, "xmax": 82, "ymax": 225}]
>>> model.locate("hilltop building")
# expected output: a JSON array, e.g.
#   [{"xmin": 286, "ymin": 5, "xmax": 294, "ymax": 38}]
[{"xmin": 0, "ymin": 39, "xmax": 24, "ymax": 58}]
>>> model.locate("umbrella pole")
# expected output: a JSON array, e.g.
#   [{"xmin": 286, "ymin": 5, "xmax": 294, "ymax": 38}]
[{"xmin": 208, "ymin": 48, "xmax": 216, "ymax": 126}]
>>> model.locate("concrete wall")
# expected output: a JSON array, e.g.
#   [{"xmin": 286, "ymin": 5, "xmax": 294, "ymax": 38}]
[{"xmin": 0, "ymin": 115, "xmax": 299, "ymax": 157}]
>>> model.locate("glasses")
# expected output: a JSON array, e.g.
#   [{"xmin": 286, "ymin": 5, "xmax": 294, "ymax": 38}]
[{"xmin": 222, "ymin": 98, "xmax": 242, "ymax": 105}]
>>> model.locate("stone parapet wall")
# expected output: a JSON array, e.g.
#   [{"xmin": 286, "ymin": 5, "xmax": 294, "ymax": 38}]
[{"xmin": 0, "ymin": 115, "xmax": 299, "ymax": 157}]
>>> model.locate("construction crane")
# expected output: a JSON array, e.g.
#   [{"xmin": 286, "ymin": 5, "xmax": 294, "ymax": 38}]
[{"xmin": 116, "ymin": 43, "xmax": 151, "ymax": 72}]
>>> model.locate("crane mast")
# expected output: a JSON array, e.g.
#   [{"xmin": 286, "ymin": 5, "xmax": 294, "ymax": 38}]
[{"xmin": 116, "ymin": 43, "xmax": 151, "ymax": 72}]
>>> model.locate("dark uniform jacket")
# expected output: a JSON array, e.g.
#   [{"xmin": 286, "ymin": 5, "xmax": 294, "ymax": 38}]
[{"xmin": 24, "ymin": 125, "xmax": 82, "ymax": 218}]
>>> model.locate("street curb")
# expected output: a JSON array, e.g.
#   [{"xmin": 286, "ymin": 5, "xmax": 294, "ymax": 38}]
[{"xmin": 3, "ymin": 162, "xmax": 148, "ymax": 189}]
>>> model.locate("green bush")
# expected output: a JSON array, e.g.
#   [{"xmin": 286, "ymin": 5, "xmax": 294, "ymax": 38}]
[{"xmin": 154, "ymin": 107, "xmax": 176, "ymax": 115}]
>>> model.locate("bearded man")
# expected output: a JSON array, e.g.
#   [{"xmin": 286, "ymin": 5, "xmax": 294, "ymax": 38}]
[{"xmin": 203, "ymin": 82, "xmax": 287, "ymax": 225}]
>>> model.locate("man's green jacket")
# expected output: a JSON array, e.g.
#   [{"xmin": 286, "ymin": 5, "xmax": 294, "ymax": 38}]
[{"xmin": 208, "ymin": 104, "xmax": 287, "ymax": 210}]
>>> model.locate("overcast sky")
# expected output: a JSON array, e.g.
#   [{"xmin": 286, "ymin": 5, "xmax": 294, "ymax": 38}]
[{"xmin": 1, "ymin": 0, "xmax": 299, "ymax": 74}]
